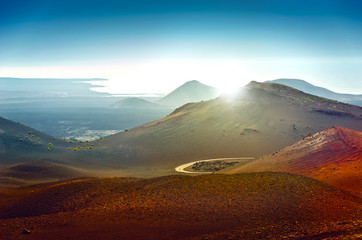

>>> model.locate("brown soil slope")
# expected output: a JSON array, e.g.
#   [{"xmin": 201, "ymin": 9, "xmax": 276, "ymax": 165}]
[
  {"xmin": 0, "ymin": 173, "xmax": 361, "ymax": 240},
  {"xmin": 226, "ymin": 126, "xmax": 362, "ymax": 197},
  {"xmin": 90, "ymin": 81, "xmax": 362, "ymax": 173}
]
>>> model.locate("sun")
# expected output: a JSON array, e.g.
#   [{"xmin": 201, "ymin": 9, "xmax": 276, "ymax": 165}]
[{"xmin": 217, "ymin": 86, "xmax": 241, "ymax": 97}]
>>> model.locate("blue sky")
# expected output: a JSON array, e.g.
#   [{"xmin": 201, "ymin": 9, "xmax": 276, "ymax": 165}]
[{"xmin": 0, "ymin": 0, "xmax": 361, "ymax": 94}]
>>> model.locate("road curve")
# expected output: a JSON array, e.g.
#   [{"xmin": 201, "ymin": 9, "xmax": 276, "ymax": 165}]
[{"xmin": 175, "ymin": 157, "xmax": 255, "ymax": 174}]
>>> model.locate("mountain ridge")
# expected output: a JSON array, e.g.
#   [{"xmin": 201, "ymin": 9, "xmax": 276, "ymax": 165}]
[
  {"xmin": 265, "ymin": 78, "xmax": 362, "ymax": 106},
  {"xmin": 247, "ymin": 81, "xmax": 361, "ymax": 119}
]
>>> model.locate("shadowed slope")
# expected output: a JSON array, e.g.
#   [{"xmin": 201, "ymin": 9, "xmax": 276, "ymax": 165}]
[
  {"xmin": 0, "ymin": 173, "xmax": 360, "ymax": 239},
  {"xmin": 0, "ymin": 116, "xmax": 103, "ymax": 171},
  {"xmin": 226, "ymin": 127, "xmax": 362, "ymax": 197},
  {"xmin": 0, "ymin": 116, "xmax": 76, "ymax": 165}
]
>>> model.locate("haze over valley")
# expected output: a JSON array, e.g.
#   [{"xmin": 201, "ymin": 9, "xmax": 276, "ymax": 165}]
[{"xmin": 0, "ymin": 78, "xmax": 173, "ymax": 140}]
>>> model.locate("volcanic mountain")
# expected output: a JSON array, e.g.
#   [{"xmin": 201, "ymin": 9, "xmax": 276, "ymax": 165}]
[
  {"xmin": 157, "ymin": 80, "xmax": 219, "ymax": 107},
  {"xmin": 224, "ymin": 126, "xmax": 362, "ymax": 197},
  {"xmin": 0, "ymin": 173, "xmax": 360, "ymax": 239},
  {"xmin": 1, "ymin": 81, "xmax": 362, "ymax": 177},
  {"xmin": 266, "ymin": 79, "xmax": 362, "ymax": 106},
  {"xmin": 92, "ymin": 81, "xmax": 362, "ymax": 174}
]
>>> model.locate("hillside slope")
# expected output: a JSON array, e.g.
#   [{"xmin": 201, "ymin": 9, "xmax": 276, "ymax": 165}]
[
  {"xmin": 225, "ymin": 126, "xmax": 362, "ymax": 197},
  {"xmin": 92, "ymin": 81, "xmax": 362, "ymax": 173}
]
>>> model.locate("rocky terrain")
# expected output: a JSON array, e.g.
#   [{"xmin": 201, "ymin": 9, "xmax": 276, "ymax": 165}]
[
  {"xmin": 185, "ymin": 160, "xmax": 240, "ymax": 172},
  {"xmin": 0, "ymin": 173, "xmax": 360, "ymax": 240}
]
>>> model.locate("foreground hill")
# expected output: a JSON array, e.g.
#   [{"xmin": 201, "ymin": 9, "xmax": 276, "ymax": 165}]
[
  {"xmin": 266, "ymin": 78, "xmax": 362, "ymax": 106},
  {"xmin": 92, "ymin": 81, "xmax": 362, "ymax": 173},
  {"xmin": 225, "ymin": 126, "xmax": 362, "ymax": 197},
  {"xmin": 0, "ymin": 173, "xmax": 360, "ymax": 239},
  {"xmin": 157, "ymin": 80, "xmax": 219, "ymax": 107}
]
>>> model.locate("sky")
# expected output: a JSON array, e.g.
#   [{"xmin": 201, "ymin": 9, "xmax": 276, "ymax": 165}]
[{"xmin": 0, "ymin": 0, "xmax": 361, "ymax": 94}]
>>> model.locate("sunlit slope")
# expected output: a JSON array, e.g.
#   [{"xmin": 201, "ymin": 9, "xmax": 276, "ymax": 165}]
[
  {"xmin": 95, "ymin": 82, "xmax": 362, "ymax": 170},
  {"xmin": 0, "ymin": 173, "xmax": 360, "ymax": 239},
  {"xmin": 225, "ymin": 126, "xmax": 362, "ymax": 197}
]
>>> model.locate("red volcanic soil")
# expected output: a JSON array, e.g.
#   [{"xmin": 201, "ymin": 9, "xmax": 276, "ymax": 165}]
[
  {"xmin": 0, "ymin": 173, "xmax": 361, "ymax": 240},
  {"xmin": 226, "ymin": 126, "xmax": 362, "ymax": 197}
]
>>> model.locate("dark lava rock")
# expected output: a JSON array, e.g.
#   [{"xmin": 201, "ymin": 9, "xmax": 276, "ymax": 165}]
[{"xmin": 22, "ymin": 229, "xmax": 31, "ymax": 234}]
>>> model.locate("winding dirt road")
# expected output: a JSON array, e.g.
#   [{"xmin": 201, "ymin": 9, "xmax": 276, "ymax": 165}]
[{"xmin": 175, "ymin": 157, "xmax": 255, "ymax": 174}]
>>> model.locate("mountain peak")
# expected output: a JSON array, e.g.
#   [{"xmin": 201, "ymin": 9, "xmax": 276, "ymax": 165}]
[
  {"xmin": 323, "ymin": 126, "xmax": 362, "ymax": 147},
  {"xmin": 157, "ymin": 80, "xmax": 219, "ymax": 107},
  {"xmin": 184, "ymin": 80, "xmax": 201, "ymax": 85},
  {"xmin": 304, "ymin": 125, "xmax": 360, "ymax": 144}
]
